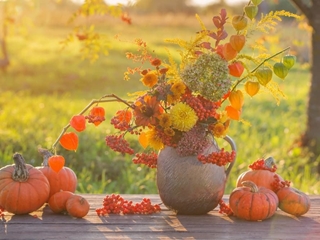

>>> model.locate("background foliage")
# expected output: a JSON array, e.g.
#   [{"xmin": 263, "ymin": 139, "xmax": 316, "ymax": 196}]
[{"xmin": 0, "ymin": 0, "xmax": 318, "ymax": 195}]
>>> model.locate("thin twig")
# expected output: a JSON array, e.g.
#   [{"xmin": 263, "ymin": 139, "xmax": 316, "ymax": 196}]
[
  {"xmin": 52, "ymin": 94, "xmax": 133, "ymax": 150},
  {"xmin": 229, "ymin": 46, "xmax": 290, "ymax": 93}
]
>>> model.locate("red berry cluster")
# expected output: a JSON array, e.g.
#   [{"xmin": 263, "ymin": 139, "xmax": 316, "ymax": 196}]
[
  {"xmin": 156, "ymin": 128, "xmax": 178, "ymax": 148},
  {"xmin": 249, "ymin": 159, "xmax": 277, "ymax": 172},
  {"xmin": 182, "ymin": 92, "xmax": 219, "ymax": 121},
  {"xmin": 110, "ymin": 116, "xmax": 131, "ymax": 131},
  {"xmin": 218, "ymin": 199, "xmax": 233, "ymax": 216},
  {"xmin": 132, "ymin": 152, "xmax": 158, "ymax": 168},
  {"xmin": 95, "ymin": 194, "xmax": 161, "ymax": 216},
  {"xmin": 105, "ymin": 134, "xmax": 134, "ymax": 155},
  {"xmin": 271, "ymin": 174, "xmax": 291, "ymax": 191},
  {"xmin": 198, "ymin": 149, "xmax": 236, "ymax": 166}
]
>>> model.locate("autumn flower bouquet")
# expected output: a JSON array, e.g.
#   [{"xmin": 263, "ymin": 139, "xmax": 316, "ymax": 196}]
[{"xmin": 52, "ymin": 2, "xmax": 298, "ymax": 171}]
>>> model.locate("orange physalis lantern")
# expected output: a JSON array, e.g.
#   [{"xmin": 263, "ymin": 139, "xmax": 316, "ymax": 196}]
[
  {"xmin": 48, "ymin": 155, "xmax": 65, "ymax": 173},
  {"xmin": 116, "ymin": 109, "xmax": 132, "ymax": 123},
  {"xmin": 225, "ymin": 105, "xmax": 241, "ymax": 121},
  {"xmin": 70, "ymin": 115, "xmax": 86, "ymax": 132},
  {"xmin": 229, "ymin": 35, "xmax": 246, "ymax": 52},
  {"xmin": 222, "ymin": 43, "xmax": 238, "ymax": 61},
  {"xmin": 88, "ymin": 106, "xmax": 105, "ymax": 126},
  {"xmin": 60, "ymin": 132, "xmax": 79, "ymax": 151},
  {"xmin": 228, "ymin": 62, "xmax": 244, "ymax": 77},
  {"xmin": 232, "ymin": 15, "xmax": 248, "ymax": 31},
  {"xmin": 255, "ymin": 67, "xmax": 273, "ymax": 86},
  {"xmin": 245, "ymin": 81, "xmax": 260, "ymax": 97},
  {"xmin": 229, "ymin": 90, "xmax": 244, "ymax": 110}
]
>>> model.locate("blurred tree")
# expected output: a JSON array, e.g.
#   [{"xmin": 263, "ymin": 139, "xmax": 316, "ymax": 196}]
[
  {"xmin": 0, "ymin": 0, "xmax": 127, "ymax": 66},
  {"xmin": 290, "ymin": 0, "xmax": 320, "ymax": 168},
  {"xmin": 0, "ymin": 6, "xmax": 9, "ymax": 71}
]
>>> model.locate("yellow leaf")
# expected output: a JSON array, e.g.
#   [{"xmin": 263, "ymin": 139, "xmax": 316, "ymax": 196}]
[{"xmin": 139, "ymin": 132, "xmax": 149, "ymax": 149}]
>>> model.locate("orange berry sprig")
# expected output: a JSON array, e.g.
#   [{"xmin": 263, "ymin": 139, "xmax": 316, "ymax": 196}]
[
  {"xmin": 218, "ymin": 199, "xmax": 233, "ymax": 216},
  {"xmin": 132, "ymin": 152, "xmax": 158, "ymax": 168},
  {"xmin": 182, "ymin": 91, "xmax": 219, "ymax": 121},
  {"xmin": 271, "ymin": 175, "xmax": 291, "ymax": 192},
  {"xmin": 95, "ymin": 194, "xmax": 161, "ymax": 216},
  {"xmin": 198, "ymin": 149, "xmax": 236, "ymax": 166},
  {"xmin": 105, "ymin": 134, "xmax": 135, "ymax": 155},
  {"xmin": 249, "ymin": 158, "xmax": 277, "ymax": 172}
]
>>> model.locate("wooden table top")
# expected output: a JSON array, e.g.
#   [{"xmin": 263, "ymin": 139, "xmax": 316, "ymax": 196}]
[{"xmin": 1, "ymin": 194, "xmax": 319, "ymax": 240}]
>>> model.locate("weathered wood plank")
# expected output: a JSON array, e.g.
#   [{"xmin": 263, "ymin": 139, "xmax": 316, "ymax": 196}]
[{"xmin": 1, "ymin": 194, "xmax": 320, "ymax": 240}]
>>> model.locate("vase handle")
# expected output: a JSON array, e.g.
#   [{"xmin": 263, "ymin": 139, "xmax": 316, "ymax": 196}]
[{"xmin": 223, "ymin": 135, "xmax": 236, "ymax": 178}]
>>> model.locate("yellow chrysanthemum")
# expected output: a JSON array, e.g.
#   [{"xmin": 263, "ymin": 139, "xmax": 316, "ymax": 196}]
[
  {"xmin": 170, "ymin": 102, "xmax": 198, "ymax": 132},
  {"xmin": 146, "ymin": 128, "xmax": 164, "ymax": 150},
  {"xmin": 159, "ymin": 113, "xmax": 171, "ymax": 128},
  {"xmin": 141, "ymin": 72, "xmax": 158, "ymax": 88},
  {"xmin": 170, "ymin": 82, "xmax": 186, "ymax": 95},
  {"xmin": 166, "ymin": 93, "xmax": 180, "ymax": 105}
]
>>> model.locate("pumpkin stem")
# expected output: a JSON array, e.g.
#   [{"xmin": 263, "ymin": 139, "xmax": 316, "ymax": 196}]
[
  {"xmin": 38, "ymin": 148, "xmax": 53, "ymax": 167},
  {"xmin": 264, "ymin": 157, "xmax": 277, "ymax": 171},
  {"xmin": 12, "ymin": 153, "xmax": 29, "ymax": 182},
  {"xmin": 241, "ymin": 181, "xmax": 259, "ymax": 193}
]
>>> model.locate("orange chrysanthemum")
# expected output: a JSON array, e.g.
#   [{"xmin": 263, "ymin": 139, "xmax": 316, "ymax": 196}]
[
  {"xmin": 150, "ymin": 58, "xmax": 162, "ymax": 67},
  {"xmin": 141, "ymin": 72, "xmax": 158, "ymax": 88},
  {"xmin": 159, "ymin": 113, "xmax": 171, "ymax": 128},
  {"xmin": 134, "ymin": 95, "xmax": 163, "ymax": 127}
]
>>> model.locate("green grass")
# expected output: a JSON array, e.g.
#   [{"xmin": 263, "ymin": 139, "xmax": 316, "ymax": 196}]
[{"xmin": 0, "ymin": 10, "xmax": 318, "ymax": 196}]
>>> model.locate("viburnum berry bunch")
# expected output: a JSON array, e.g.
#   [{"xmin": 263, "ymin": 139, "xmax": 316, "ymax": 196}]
[
  {"xmin": 218, "ymin": 199, "xmax": 233, "ymax": 216},
  {"xmin": 48, "ymin": 1, "xmax": 299, "ymax": 185},
  {"xmin": 95, "ymin": 194, "xmax": 161, "ymax": 215}
]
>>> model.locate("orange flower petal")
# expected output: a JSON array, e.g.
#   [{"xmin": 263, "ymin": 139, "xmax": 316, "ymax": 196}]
[
  {"xmin": 225, "ymin": 105, "xmax": 241, "ymax": 120},
  {"xmin": 138, "ymin": 132, "xmax": 149, "ymax": 149}
]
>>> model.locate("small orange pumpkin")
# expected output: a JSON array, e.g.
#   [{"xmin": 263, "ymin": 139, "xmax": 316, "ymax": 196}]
[
  {"xmin": 277, "ymin": 187, "xmax": 311, "ymax": 216},
  {"xmin": 229, "ymin": 181, "xmax": 279, "ymax": 221},
  {"xmin": 0, "ymin": 153, "xmax": 50, "ymax": 214},
  {"xmin": 66, "ymin": 195, "xmax": 90, "ymax": 218},
  {"xmin": 37, "ymin": 148, "xmax": 77, "ymax": 201},
  {"xmin": 236, "ymin": 157, "xmax": 284, "ymax": 192},
  {"xmin": 48, "ymin": 190, "xmax": 75, "ymax": 214}
]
